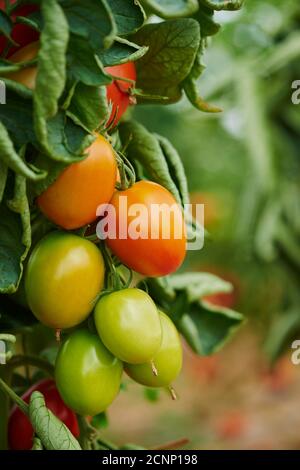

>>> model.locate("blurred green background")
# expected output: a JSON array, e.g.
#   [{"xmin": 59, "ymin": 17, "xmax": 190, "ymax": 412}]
[{"xmin": 103, "ymin": 0, "xmax": 300, "ymax": 450}]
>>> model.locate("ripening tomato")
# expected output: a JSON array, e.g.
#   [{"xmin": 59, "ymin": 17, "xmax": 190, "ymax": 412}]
[
  {"xmin": 106, "ymin": 62, "xmax": 136, "ymax": 127},
  {"xmin": 125, "ymin": 311, "xmax": 182, "ymax": 387},
  {"xmin": 55, "ymin": 329, "xmax": 123, "ymax": 416},
  {"xmin": 94, "ymin": 288, "xmax": 162, "ymax": 364},
  {"xmin": 8, "ymin": 379, "xmax": 79, "ymax": 450},
  {"xmin": 37, "ymin": 134, "xmax": 117, "ymax": 230},
  {"xmin": 25, "ymin": 232, "xmax": 105, "ymax": 329},
  {"xmin": 6, "ymin": 40, "xmax": 38, "ymax": 88},
  {"xmin": 103, "ymin": 181, "xmax": 187, "ymax": 277},
  {"xmin": 0, "ymin": 2, "xmax": 39, "ymax": 58}
]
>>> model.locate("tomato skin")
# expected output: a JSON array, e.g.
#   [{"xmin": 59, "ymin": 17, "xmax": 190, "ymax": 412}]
[
  {"xmin": 94, "ymin": 288, "xmax": 162, "ymax": 364},
  {"xmin": 25, "ymin": 232, "xmax": 105, "ymax": 329},
  {"xmin": 8, "ymin": 379, "xmax": 79, "ymax": 450},
  {"xmin": 125, "ymin": 311, "xmax": 182, "ymax": 387},
  {"xmin": 7, "ymin": 40, "xmax": 38, "ymax": 88},
  {"xmin": 37, "ymin": 134, "xmax": 117, "ymax": 230},
  {"xmin": 106, "ymin": 62, "xmax": 136, "ymax": 127},
  {"xmin": 55, "ymin": 330, "xmax": 123, "ymax": 416},
  {"xmin": 105, "ymin": 181, "xmax": 187, "ymax": 277},
  {"xmin": 0, "ymin": 2, "xmax": 39, "ymax": 57}
]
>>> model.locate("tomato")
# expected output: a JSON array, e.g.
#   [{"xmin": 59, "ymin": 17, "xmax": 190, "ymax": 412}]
[
  {"xmin": 106, "ymin": 62, "xmax": 136, "ymax": 127},
  {"xmin": 25, "ymin": 232, "xmax": 105, "ymax": 329},
  {"xmin": 55, "ymin": 329, "xmax": 123, "ymax": 416},
  {"xmin": 0, "ymin": 2, "xmax": 39, "ymax": 58},
  {"xmin": 104, "ymin": 181, "xmax": 187, "ymax": 277},
  {"xmin": 6, "ymin": 40, "xmax": 38, "ymax": 88},
  {"xmin": 94, "ymin": 288, "xmax": 162, "ymax": 364},
  {"xmin": 125, "ymin": 311, "xmax": 182, "ymax": 387},
  {"xmin": 8, "ymin": 379, "xmax": 79, "ymax": 450},
  {"xmin": 37, "ymin": 134, "xmax": 117, "ymax": 230}
]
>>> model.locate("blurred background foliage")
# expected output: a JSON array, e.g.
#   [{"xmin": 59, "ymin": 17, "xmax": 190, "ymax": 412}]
[{"xmin": 134, "ymin": 0, "xmax": 300, "ymax": 363}]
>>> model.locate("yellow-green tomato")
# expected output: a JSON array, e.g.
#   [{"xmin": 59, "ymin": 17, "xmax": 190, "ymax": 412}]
[
  {"xmin": 125, "ymin": 311, "xmax": 182, "ymax": 387},
  {"xmin": 94, "ymin": 288, "xmax": 162, "ymax": 364},
  {"xmin": 55, "ymin": 329, "xmax": 123, "ymax": 416},
  {"xmin": 25, "ymin": 232, "xmax": 105, "ymax": 329}
]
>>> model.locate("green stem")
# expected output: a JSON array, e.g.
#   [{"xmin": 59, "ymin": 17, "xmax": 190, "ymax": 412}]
[
  {"xmin": 0, "ymin": 367, "xmax": 12, "ymax": 450},
  {"xmin": 8, "ymin": 355, "xmax": 55, "ymax": 377},
  {"xmin": 0, "ymin": 377, "xmax": 28, "ymax": 415}
]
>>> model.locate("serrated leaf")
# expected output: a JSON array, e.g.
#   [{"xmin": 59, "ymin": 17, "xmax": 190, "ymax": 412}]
[
  {"xmin": 59, "ymin": 0, "xmax": 116, "ymax": 51},
  {"xmin": 0, "ymin": 173, "xmax": 31, "ymax": 294},
  {"xmin": 133, "ymin": 19, "xmax": 200, "ymax": 104},
  {"xmin": 67, "ymin": 83, "xmax": 108, "ymax": 133},
  {"xmin": 98, "ymin": 37, "xmax": 148, "ymax": 67},
  {"xmin": 178, "ymin": 301, "xmax": 244, "ymax": 355},
  {"xmin": 109, "ymin": 0, "xmax": 145, "ymax": 36},
  {"xmin": 142, "ymin": 0, "xmax": 199, "ymax": 19},
  {"xmin": 67, "ymin": 35, "xmax": 112, "ymax": 86},
  {"xmin": 29, "ymin": 391, "xmax": 81, "ymax": 450},
  {"xmin": 200, "ymin": 0, "xmax": 244, "ymax": 11},
  {"xmin": 168, "ymin": 272, "xmax": 233, "ymax": 302},
  {"xmin": 34, "ymin": 0, "xmax": 69, "ymax": 155}
]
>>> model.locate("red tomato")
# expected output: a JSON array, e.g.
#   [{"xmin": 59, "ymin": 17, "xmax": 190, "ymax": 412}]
[
  {"xmin": 104, "ymin": 180, "xmax": 187, "ymax": 277},
  {"xmin": 0, "ymin": 1, "xmax": 39, "ymax": 57},
  {"xmin": 8, "ymin": 379, "xmax": 79, "ymax": 450},
  {"xmin": 37, "ymin": 134, "xmax": 117, "ymax": 230},
  {"xmin": 105, "ymin": 62, "xmax": 136, "ymax": 127}
]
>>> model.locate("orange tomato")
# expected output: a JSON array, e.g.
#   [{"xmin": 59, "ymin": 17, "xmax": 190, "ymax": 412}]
[
  {"xmin": 7, "ymin": 41, "xmax": 39, "ymax": 88},
  {"xmin": 38, "ymin": 135, "xmax": 117, "ymax": 230},
  {"xmin": 104, "ymin": 181, "xmax": 186, "ymax": 277}
]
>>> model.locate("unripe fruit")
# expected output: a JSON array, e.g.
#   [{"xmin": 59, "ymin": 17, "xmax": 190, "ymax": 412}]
[
  {"xmin": 94, "ymin": 288, "xmax": 162, "ymax": 364},
  {"xmin": 125, "ymin": 311, "xmax": 182, "ymax": 387}
]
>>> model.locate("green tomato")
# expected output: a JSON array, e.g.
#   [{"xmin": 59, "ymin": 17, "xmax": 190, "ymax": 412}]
[
  {"xmin": 125, "ymin": 311, "xmax": 182, "ymax": 387},
  {"xmin": 55, "ymin": 329, "xmax": 123, "ymax": 416},
  {"xmin": 25, "ymin": 231, "xmax": 105, "ymax": 329},
  {"xmin": 94, "ymin": 288, "xmax": 162, "ymax": 364}
]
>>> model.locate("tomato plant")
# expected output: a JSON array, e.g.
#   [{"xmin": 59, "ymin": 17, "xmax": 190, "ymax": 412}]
[
  {"xmin": 8, "ymin": 379, "xmax": 79, "ymax": 450},
  {"xmin": 105, "ymin": 181, "xmax": 187, "ymax": 277},
  {"xmin": 55, "ymin": 329, "xmax": 123, "ymax": 416},
  {"xmin": 0, "ymin": 0, "xmax": 246, "ymax": 452},
  {"xmin": 25, "ymin": 232, "xmax": 105, "ymax": 329}
]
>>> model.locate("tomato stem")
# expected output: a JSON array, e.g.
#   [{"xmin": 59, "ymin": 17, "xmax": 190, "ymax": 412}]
[
  {"xmin": 168, "ymin": 386, "xmax": 178, "ymax": 401},
  {"xmin": 0, "ymin": 377, "xmax": 29, "ymax": 415},
  {"xmin": 151, "ymin": 361, "xmax": 158, "ymax": 377},
  {"xmin": 7, "ymin": 355, "xmax": 55, "ymax": 377}
]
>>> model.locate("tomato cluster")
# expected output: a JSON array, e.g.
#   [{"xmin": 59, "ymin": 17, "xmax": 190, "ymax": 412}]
[{"xmin": 2, "ymin": 12, "xmax": 187, "ymax": 437}]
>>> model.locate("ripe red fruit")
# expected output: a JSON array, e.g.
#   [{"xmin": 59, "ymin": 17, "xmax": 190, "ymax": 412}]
[
  {"xmin": 8, "ymin": 379, "xmax": 79, "ymax": 450},
  {"xmin": 105, "ymin": 62, "xmax": 137, "ymax": 127}
]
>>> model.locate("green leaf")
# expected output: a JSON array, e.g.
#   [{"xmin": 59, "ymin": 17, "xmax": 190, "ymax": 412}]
[
  {"xmin": 0, "ymin": 173, "xmax": 31, "ymax": 294},
  {"xmin": 34, "ymin": 0, "xmax": 69, "ymax": 156},
  {"xmin": 32, "ymin": 437, "xmax": 43, "ymax": 450},
  {"xmin": 133, "ymin": 19, "xmax": 200, "ymax": 104},
  {"xmin": 29, "ymin": 391, "xmax": 81, "ymax": 450},
  {"xmin": 59, "ymin": 0, "xmax": 116, "ymax": 51},
  {"xmin": 109, "ymin": 0, "xmax": 145, "ymax": 36},
  {"xmin": 0, "ymin": 123, "xmax": 45, "ymax": 180},
  {"xmin": 168, "ymin": 272, "xmax": 233, "ymax": 302},
  {"xmin": 98, "ymin": 37, "xmax": 148, "ymax": 67},
  {"xmin": 67, "ymin": 35, "xmax": 112, "ymax": 86},
  {"xmin": 154, "ymin": 134, "xmax": 189, "ymax": 205},
  {"xmin": 0, "ymin": 9, "xmax": 13, "ymax": 40},
  {"xmin": 199, "ymin": 0, "xmax": 244, "ymax": 11},
  {"xmin": 119, "ymin": 120, "xmax": 182, "ymax": 204},
  {"xmin": 141, "ymin": 0, "xmax": 199, "ymax": 19},
  {"xmin": 67, "ymin": 83, "xmax": 109, "ymax": 133},
  {"xmin": 0, "ymin": 162, "xmax": 8, "ymax": 203},
  {"xmin": 178, "ymin": 301, "xmax": 244, "ymax": 355}
]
